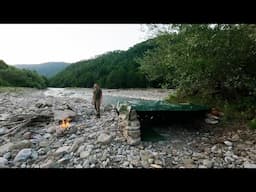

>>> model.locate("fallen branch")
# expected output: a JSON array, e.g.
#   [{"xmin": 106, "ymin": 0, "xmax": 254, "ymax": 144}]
[
  {"xmin": 2, "ymin": 119, "xmax": 27, "ymax": 127},
  {"xmin": 3, "ymin": 120, "xmax": 31, "ymax": 137},
  {"xmin": 2, "ymin": 114, "xmax": 53, "ymax": 137}
]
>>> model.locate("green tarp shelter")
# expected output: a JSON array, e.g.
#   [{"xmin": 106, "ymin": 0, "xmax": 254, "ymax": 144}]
[{"xmin": 127, "ymin": 100, "xmax": 209, "ymax": 112}]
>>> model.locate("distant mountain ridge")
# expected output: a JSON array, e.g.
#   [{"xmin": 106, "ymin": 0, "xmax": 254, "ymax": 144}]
[{"xmin": 15, "ymin": 62, "xmax": 70, "ymax": 78}]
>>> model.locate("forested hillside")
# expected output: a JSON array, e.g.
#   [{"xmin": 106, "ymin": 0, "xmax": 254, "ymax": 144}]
[
  {"xmin": 138, "ymin": 24, "xmax": 256, "ymax": 120},
  {"xmin": 0, "ymin": 60, "xmax": 48, "ymax": 88},
  {"xmin": 49, "ymin": 39, "xmax": 157, "ymax": 88}
]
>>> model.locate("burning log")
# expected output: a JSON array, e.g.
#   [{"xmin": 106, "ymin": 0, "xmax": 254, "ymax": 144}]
[
  {"xmin": 56, "ymin": 117, "xmax": 77, "ymax": 136},
  {"xmin": 59, "ymin": 118, "xmax": 71, "ymax": 129}
]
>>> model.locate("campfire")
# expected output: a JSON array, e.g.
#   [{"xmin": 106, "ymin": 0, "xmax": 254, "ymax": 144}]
[{"xmin": 59, "ymin": 118, "xmax": 71, "ymax": 129}]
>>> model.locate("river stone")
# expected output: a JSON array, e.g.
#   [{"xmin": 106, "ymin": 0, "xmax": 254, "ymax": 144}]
[
  {"xmin": 31, "ymin": 150, "xmax": 38, "ymax": 160},
  {"xmin": 141, "ymin": 160, "xmax": 149, "ymax": 168},
  {"xmin": 0, "ymin": 142, "xmax": 14, "ymax": 155},
  {"xmin": 82, "ymin": 160, "xmax": 90, "ymax": 168},
  {"xmin": 230, "ymin": 134, "xmax": 240, "ymax": 142},
  {"xmin": 70, "ymin": 144, "xmax": 78, "ymax": 153},
  {"xmin": 55, "ymin": 146, "xmax": 70, "ymax": 157},
  {"xmin": 40, "ymin": 159, "xmax": 55, "ymax": 168},
  {"xmin": 80, "ymin": 150, "xmax": 91, "ymax": 159},
  {"xmin": 75, "ymin": 164, "xmax": 83, "ymax": 168},
  {"xmin": 129, "ymin": 110, "xmax": 138, "ymax": 121},
  {"xmin": 243, "ymin": 162, "xmax": 256, "ymax": 168},
  {"xmin": 0, "ymin": 157, "xmax": 8, "ymax": 168},
  {"xmin": 117, "ymin": 104, "xmax": 130, "ymax": 114},
  {"xmin": 57, "ymin": 157, "xmax": 70, "ymax": 164},
  {"xmin": 38, "ymin": 148, "xmax": 46, "ymax": 155},
  {"xmin": 43, "ymin": 133, "xmax": 52, "ymax": 139},
  {"xmin": 128, "ymin": 120, "xmax": 140, "ymax": 127},
  {"xmin": 12, "ymin": 140, "xmax": 32, "ymax": 150},
  {"xmin": 76, "ymin": 145, "xmax": 86, "ymax": 155},
  {"xmin": 126, "ymin": 126, "xmax": 140, "ymax": 131},
  {"xmin": 104, "ymin": 105, "xmax": 113, "ymax": 112},
  {"xmin": 150, "ymin": 164, "xmax": 162, "ymax": 168},
  {"xmin": 14, "ymin": 148, "xmax": 32, "ymax": 162},
  {"xmin": 122, "ymin": 161, "xmax": 129, "ymax": 167},
  {"xmin": 3, "ymin": 152, "xmax": 11, "ymax": 160},
  {"xmin": 198, "ymin": 165, "xmax": 207, "ymax": 168},
  {"xmin": 224, "ymin": 141, "xmax": 232, "ymax": 146},
  {"xmin": 35, "ymin": 99, "xmax": 52, "ymax": 108},
  {"xmin": 23, "ymin": 132, "xmax": 32, "ymax": 139},
  {"xmin": 97, "ymin": 133, "xmax": 112, "ymax": 145},
  {"xmin": 127, "ymin": 130, "xmax": 140, "ymax": 138},
  {"xmin": 202, "ymin": 159, "xmax": 213, "ymax": 168},
  {"xmin": 0, "ymin": 127, "xmax": 8, "ymax": 135},
  {"xmin": 56, "ymin": 126, "xmax": 65, "ymax": 137},
  {"xmin": 140, "ymin": 150, "xmax": 154, "ymax": 161},
  {"xmin": 148, "ymin": 158, "xmax": 154, "ymax": 164},
  {"xmin": 127, "ymin": 137, "xmax": 140, "ymax": 145},
  {"xmin": 211, "ymin": 145, "xmax": 222, "ymax": 154},
  {"xmin": 183, "ymin": 158, "xmax": 194, "ymax": 167},
  {"xmin": 39, "ymin": 140, "xmax": 49, "ymax": 147},
  {"xmin": 0, "ymin": 113, "xmax": 10, "ymax": 121},
  {"xmin": 46, "ymin": 126, "xmax": 56, "ymax": 133}
]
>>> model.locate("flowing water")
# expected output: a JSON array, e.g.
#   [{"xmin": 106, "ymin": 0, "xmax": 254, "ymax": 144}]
[{"xmin": 43, "ymin": 87, "xmax": 172, "ymax": 105}]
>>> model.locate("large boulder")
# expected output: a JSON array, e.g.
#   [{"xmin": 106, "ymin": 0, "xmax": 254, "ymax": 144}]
[{"xmin": 54, "ymin": 110, "xmax": 76, "ymax": 121}]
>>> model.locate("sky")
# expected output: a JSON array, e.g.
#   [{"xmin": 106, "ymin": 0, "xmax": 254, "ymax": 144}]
[{"xmin": 0, "ymin": 24, "xmax": 147, "ymax": 65}]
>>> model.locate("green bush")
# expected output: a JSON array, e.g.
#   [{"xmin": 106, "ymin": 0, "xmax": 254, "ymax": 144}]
[{"xmin": 248, "ymin": 119, "xmax": 256, "ymax": 129}]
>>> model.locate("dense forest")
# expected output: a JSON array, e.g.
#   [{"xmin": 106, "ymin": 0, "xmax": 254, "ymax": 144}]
[
  {"xmin": 49, "ymin": 39, "xmax": 157, "ymax": 88},
  {"xmin": 0, "ymin": 60, "xmax": 48, "ymax": 89},
  {"xmin": 138, "ymin": 24, "xmax": 256, "ymax": 120},
  {"xmin": 15, "ymin": 62, "xmax": 70, "ymax": 78}
]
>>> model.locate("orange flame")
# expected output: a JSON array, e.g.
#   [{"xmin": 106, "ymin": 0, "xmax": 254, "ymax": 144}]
[{"xmin": 60, "ymin": 118, "xmax": 71, "ymax": 129}]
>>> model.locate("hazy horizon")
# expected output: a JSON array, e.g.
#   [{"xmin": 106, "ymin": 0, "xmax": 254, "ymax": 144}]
[{"xmin": 0, "ymin": 24, "xmax": 148, "ymax": 65}]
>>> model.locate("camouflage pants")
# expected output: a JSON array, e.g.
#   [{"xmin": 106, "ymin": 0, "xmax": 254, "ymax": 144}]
[{"xmin": 94, "ymin": 100, "xmax": 101, "ymax": 117}]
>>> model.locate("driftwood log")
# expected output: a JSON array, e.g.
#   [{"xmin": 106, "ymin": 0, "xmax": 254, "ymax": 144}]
[{"xmin": 1, "ymin": 114, "xmax": 53, "ymax": 137}]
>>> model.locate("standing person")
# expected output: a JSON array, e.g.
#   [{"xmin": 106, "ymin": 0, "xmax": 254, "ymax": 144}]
[{"xmin": 92, "ymin": 83, "xmax": 102, "ymax": 118}]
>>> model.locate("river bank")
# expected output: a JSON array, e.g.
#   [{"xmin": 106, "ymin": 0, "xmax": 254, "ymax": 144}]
[{"xmin": 0, "ymin": 87, "xmax": 255, "ymax": 168}]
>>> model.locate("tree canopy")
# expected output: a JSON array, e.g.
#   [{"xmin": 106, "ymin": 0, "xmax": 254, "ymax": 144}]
[
  {"xmin": 138, "ymin": 24, "xmax": 256, "ymax": 99},
  {"xmin": 137, "ymin": 24, "xmax": 256, "ymax": 119}
]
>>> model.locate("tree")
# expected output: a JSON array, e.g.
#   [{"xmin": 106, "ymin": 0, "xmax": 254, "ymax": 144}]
[{"xmin": 138, "ymin": 24, "xmax": 256, "ymax": 102}]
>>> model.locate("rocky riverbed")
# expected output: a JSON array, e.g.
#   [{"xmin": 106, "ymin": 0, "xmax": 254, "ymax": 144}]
[{"xmin": 0, "ymin": 88, "xmax": 256, "ymax": 168}]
